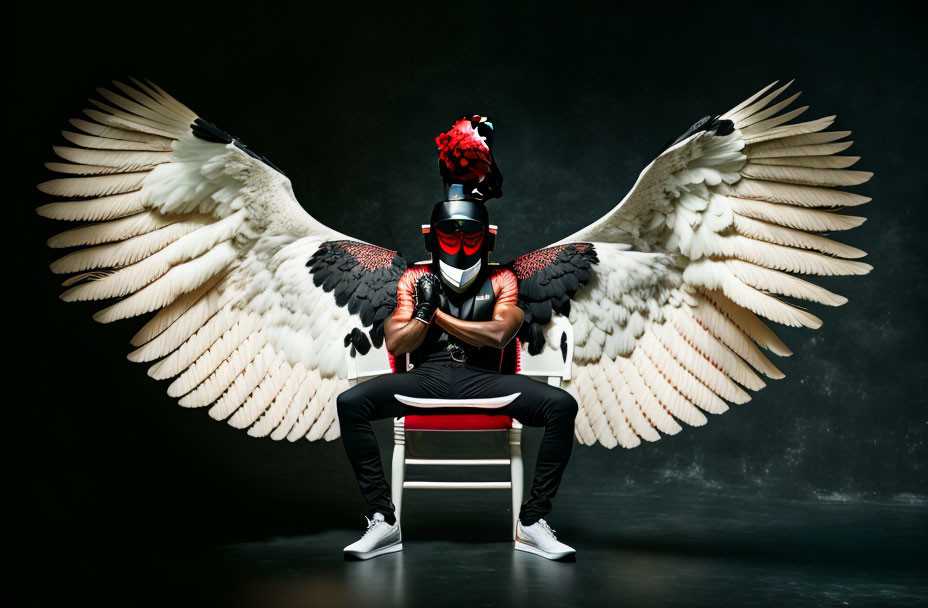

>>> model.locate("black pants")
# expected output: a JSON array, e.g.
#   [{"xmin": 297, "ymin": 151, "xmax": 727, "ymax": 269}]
[{"xmin": 336, "ymin": 359, "xmax": 578, "ymax": 526}]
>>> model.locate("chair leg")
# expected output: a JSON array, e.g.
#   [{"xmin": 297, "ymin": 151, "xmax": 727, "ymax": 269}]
[
  {"xmin": 509, "ymin": 423, "xmax": 523, "ymax": 540},
  {"xmin": 391, "ymin": 417, "xmax": 406, "ymax": 524}
]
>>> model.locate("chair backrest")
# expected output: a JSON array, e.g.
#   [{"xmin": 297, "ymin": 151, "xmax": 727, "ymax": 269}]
[
  {"xmin": 346, "ymin": 314, "xmax": 574, "ymax": 387},
  {"xmin": 514, "ymin": 315, "xmax": 573, "ymax": 386},
  {"xmin": 345, "ymin": 343, "xmax": 394, "ymax": 385}
]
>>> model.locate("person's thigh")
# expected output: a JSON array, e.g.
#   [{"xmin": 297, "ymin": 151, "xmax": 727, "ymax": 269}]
[
  {"xmin": 338, "ymin": 369, "xmax": 439, "ymax": 421},
  {"xmin": 453, "ymin": 366, "xmax": 574, "ymax": 426}
]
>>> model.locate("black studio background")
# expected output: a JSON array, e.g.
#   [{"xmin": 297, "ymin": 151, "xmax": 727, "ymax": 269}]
[{"xmin": 8, "ymin": 1, "xmax": 927, "ymax": 602}]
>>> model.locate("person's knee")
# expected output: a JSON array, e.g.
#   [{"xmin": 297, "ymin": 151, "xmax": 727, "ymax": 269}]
[
  {"xmin": 549, "ymin": 388, "xmax": 579, "ymax": 419},
  {"xmin": 336, "ymin": 389, "xmax": 363, "ymax": 422}
]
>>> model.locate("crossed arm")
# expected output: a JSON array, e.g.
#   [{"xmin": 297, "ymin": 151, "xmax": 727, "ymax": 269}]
[
  {"xmin": 434, "ymin": 305, "xmax": 523, "ymax": 349},
  {"xmin": 384, "ymin": 270, "xmax": 524, "ymax": 357},
  {"xmin": 384, "ymin": 305, "xmax": 523, "ymax": 356}
]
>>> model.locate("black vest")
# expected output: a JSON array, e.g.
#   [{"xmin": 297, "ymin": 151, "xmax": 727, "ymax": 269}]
[{"xmin": 408, "ymin": 268, "xmax": 515, "ymax": 373}]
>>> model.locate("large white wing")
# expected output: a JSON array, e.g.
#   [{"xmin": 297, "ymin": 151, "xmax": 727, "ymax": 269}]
[
  {"xmin": 548, "ymin": 81, "xmax": 872, "ymax": 448},
  {"xmin": 38, "ymin": 81, "xmax": 407, "ymax": 441}
]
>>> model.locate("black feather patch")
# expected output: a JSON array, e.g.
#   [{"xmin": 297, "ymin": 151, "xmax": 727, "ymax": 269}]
[
  {"xmin": 308, "ymin": 240, "xmax": 407, "ymax": 355},
  {"xmin": 507, "ymin": 243, "xmax": 598, "ymax": 355},
  {"xmin": 344, "ymin": 328, "xmax": 372, "ymax": 356},
  {"xmin": 190, "ymin": 118, "xmax": 287, "ymax": 176},
  {"xmin": 714, "ymin": 118, "xmax": 735, "ymax": 137},
  {"xmin": 657, "ymin": 114, "xmax": 735, "ymax": 157}
]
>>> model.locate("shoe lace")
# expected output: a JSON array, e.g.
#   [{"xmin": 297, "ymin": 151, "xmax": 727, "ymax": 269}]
[
  {"xmin": 537, "ymin": 519, "xmax": 557, "ymax": 538},
  {"xmin": 361, "ymin": 515, "xmax": 386, "ymax": 538}
]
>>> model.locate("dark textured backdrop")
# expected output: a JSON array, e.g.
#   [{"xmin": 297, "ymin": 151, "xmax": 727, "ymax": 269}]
[{"xmin": 10, "ymin": 2, "xmax": 926, "ymax": 552}]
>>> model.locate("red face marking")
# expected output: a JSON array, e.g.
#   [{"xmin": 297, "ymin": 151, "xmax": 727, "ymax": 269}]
[
  {"xmin": 437, "ymin": 229, "xmax": 462, "ymax": 254},
  {"xmin": 436, "ymin": 219, "xmax": 485, "ymax": 256},
  {"xmin": 462, "ymin": 230, "xmax": 484, "ymax": 255}
]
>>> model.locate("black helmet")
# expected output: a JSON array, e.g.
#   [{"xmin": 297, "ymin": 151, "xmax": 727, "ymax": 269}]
[{"xmin": 424, "ymin": 188, "xmax": 495, "ymax": 292}]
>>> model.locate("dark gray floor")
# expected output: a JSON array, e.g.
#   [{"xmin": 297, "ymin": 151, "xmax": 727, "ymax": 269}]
[{"xmin": 64, "ymin": 490, "xmax": 926, "ymax": 607}]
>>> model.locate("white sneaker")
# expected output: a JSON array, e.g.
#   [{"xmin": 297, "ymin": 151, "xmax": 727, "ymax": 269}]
[
  {"xmin": 343, "ymin": 512, "xmax": 403, "ymax": 560},
  {"xmin": 514, "ymin": 519, "xmax": 576, "ymax": 560}
]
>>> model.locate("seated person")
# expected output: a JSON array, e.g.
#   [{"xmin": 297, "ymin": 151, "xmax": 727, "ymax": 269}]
[{"xmin": 337, "ymin": 188, "xmax": 578, "ymax": 561}]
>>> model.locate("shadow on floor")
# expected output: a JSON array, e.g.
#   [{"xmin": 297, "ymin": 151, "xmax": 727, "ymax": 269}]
[{"xmin": 28, "ymin": 491, "xmax": 928, "ymax": 607}]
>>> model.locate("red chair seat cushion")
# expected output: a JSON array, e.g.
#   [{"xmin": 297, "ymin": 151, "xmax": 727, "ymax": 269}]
[{"xmin": 405, "ymin": 414, "xmax": 513, "ymax": 431}]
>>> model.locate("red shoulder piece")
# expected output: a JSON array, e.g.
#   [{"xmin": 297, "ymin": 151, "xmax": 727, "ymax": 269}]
[
  {"xmin": 490, "ymin": 267, "xmax": 518, "ymax": 306},
  {"xmin": 394, "ymin": 265, "xmax": 433, "ymax": 322}
]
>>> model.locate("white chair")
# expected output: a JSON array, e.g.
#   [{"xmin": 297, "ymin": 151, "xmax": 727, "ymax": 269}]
[{"xmin": 345, "ymin": 316, "xmax": 574, "ymax": 540}]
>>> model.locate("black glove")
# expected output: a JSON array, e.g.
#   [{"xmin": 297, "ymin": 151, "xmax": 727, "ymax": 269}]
[{"xmin": 412, "ymin": 274, "xmax": 442, "ymax": 324}]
